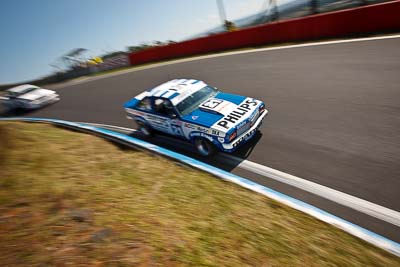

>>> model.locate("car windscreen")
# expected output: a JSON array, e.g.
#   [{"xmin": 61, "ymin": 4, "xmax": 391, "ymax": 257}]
[
  {"xmin": 7, "ymin": 87, "xmax": 37, "ymax": 97},
  {"xmin": 176, "ymin": 86, "xmax": 218, "ymax": 116}
]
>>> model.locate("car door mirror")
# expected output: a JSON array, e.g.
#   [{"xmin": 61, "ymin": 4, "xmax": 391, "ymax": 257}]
[{"xmin": 168, "ymin": 112, "xmax": 177, "ymax": 119}]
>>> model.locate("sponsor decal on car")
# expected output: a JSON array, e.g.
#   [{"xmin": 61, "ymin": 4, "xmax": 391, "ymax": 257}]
[
  {"xmin": 184, "ymin": 122, "xmax": 196, "ymax": 129},
  {"xmin": 213, "ymin": 98, "xmax": 259, "ymax": 131}
]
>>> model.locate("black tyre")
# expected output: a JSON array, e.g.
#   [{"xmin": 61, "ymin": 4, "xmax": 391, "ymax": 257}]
[
  {"xmin": 135, "ymin": 120, "xmax": 153, "ymax": 137},
  {"xmin": 194, "ymin": 138, "xmax": 217, "ymax": 157}
]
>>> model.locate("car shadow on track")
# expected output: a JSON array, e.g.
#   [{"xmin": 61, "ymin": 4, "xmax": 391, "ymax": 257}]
[
  {"xmin": 128, "ymin": 130, "xmax": 263, "ymax": 173},
  {"xmin": 0, "ymin": 106, "xmax": 38, "ymax": 117},
  {"xmin": 0, "ymin": 100, "xmax": 60, "ymax": 118}
]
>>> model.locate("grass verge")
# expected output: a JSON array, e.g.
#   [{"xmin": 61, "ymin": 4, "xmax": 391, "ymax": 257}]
[{"xmin": 0, "ymin": 122, "xmax": 399, "ymax": 266}]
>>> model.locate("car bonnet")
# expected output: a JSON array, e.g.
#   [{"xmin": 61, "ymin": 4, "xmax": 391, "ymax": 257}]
[
  {"xmin": 17, "ymin": 89, "xmax": 55, "ymax": 101},
  {"xmin": 182, "ymin": 92, "xmax": 260, "ymax": 134}
]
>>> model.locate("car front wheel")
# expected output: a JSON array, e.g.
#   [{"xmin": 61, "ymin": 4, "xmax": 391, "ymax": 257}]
[
  {"xmin": 194, "ymin": 138, "xmax": 216, "ymax": 157},
  {"xmin": 136, "ymin": 120, "xmax": 153, "ymax": 137}
]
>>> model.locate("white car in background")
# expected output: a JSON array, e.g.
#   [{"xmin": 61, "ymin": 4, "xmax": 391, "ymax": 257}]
[{"xmin": 0, "ymin": 84, "xmax": 59, "ymax": 110}]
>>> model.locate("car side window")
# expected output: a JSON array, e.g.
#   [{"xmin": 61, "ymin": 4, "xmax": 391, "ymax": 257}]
[
  {"xmin": 136, "ymin": 97, "xmax": 152, "ymax": 111},
  {"xmin": 153, "ymin": 98, "xmax": 176, "ymax": 118},
  {"xmin": 6, "ymin": 92, "xmax": 17, "ymax": 98}
]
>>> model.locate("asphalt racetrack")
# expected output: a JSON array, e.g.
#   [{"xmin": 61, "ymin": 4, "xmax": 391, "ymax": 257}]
[{"xmin": 5, "ymin": 36, "xmax": 400, "ymax": 241}]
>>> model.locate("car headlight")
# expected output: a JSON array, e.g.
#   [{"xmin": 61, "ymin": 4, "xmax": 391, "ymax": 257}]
[{"xmin": 228, "ymin": 131, "xmax": 237, "ymax": 142}]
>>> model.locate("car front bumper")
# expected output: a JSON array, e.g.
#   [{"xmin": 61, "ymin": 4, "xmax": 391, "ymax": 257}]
[
  {"xmin": 220, "ymin": 109, "xmax": 268, "ymax": 152},
  {"xmin": 29, "ymin": 95, "xmax": 60, "ymax": 109}
]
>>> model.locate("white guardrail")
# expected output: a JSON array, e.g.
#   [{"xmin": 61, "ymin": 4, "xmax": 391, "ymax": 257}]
[{"xmin": 1, "ymin": 117, "xmax": 399, "ymax": 257}]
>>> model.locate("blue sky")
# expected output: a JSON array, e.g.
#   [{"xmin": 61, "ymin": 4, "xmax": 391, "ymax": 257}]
[{"xmin": 0, "ymin": 0, "xmax": 264, "ymax": 84}]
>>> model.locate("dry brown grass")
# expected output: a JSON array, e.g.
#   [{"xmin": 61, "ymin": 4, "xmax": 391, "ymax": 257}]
[{"xmin": 0, "ymin": 122, "xmax": 399, "ymax": 266}]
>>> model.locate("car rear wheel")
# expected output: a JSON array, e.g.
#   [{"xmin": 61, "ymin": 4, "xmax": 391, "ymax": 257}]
[
  {"xmin": 136, "ymin": 120, "xmax": 153, "ymax": 137},
  {"xmin": 194, "ymin": 138, "xmax": 216, "ymax": 157}
]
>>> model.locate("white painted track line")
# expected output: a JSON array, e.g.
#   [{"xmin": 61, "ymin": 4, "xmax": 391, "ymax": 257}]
[
  {"xmin": 82, "ymin": 122, "xmax": 400, "ymax": 227},
  {"xmin": 218, "ymin": 154, "xmax": 400, "ymax": 227},
  {"xmin": 79, "ymin": 122, "xmax": 134, "ymax": 133}
]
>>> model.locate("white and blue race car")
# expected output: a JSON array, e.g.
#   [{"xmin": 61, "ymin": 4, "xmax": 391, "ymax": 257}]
[{"xmin": 124, "ymin": 79, "xmax": 268, "ymax": 156}]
